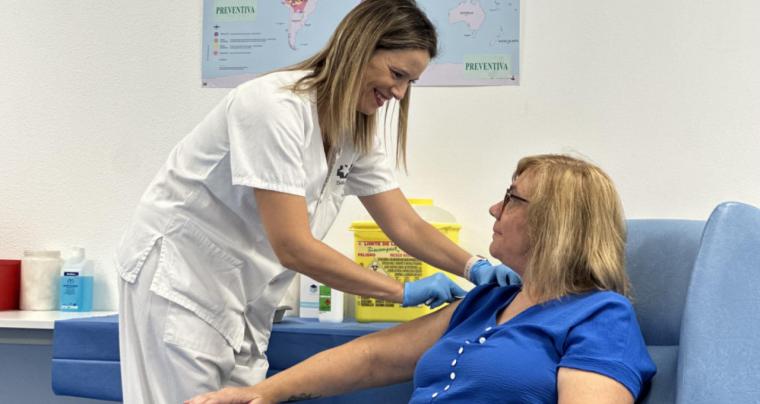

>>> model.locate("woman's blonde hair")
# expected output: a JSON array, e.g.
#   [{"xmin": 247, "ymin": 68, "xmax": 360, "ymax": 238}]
[
  {"xmin": 285, "ymin": 0, "xmax": 437, "ymax": 167},
  {"xmin": 517, "ymin": 154, "xmax": 630, "ymax": 302}
]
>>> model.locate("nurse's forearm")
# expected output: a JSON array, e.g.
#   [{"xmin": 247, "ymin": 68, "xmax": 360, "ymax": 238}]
[
  {"xmin": 286, "ymin": 238, "xmax": 404, "ymax": 302},
  {"xmin": 393, "ymin": 219, "xmax": 471, "ymax": 277},
  {"xmin": 359, "ymin": 190, "xmax": 472, "ymax": 277},
  {"xmin": 254, "ymin": 188, "xmax": 404, "ymax": 302},
  {"xmin": 375, "ymin": 213, "xmax": 472, "ymax": 277}
]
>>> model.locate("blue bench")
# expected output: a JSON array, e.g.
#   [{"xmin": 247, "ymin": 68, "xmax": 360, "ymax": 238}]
[{"xmin": 52, "ymin": 316, "xmax": 413, "ymax": 403}]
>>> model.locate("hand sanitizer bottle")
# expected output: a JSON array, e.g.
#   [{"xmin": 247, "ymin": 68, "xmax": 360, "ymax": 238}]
[
  {"xmin": 59, "ymin": 247, "xmax": 94, "ymax": 312},
  {"xmin": 318, "ymin": 285, "xmax": 344, "ymax": 323}
]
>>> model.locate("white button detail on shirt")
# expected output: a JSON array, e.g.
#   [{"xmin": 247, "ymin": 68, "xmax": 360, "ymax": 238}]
[
  {"xmin": 451, "ymin": 359, "xmax": 457, "ymax": 367},
  {"xmin": 465, "ymin": 340, "xmax": 471, "ymax": 344},
  {"xmin": 432, "ymin": 392, "xmax": 439, "ymax": 398},
  {"xmin": 479, "ymin": 336, "xmax": 487, "ymax": 344},
  {"xmin": 444, "ymin": 385, "xmax": 451, "ymax": 391},
  {"xmin": 485, "ymin": 326, "xmax": 493, "ymax": 332},
  {"xmin": 450, "ymin": 372, "xmax": 456, "ymax": 380},
  {"xmin": 458, "ymin": 347, "xmax": 464, "ymax": 354}
]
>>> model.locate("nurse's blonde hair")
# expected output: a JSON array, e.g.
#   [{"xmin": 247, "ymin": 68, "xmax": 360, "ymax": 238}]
[
  {"xmin": 517, "ymin": 155, "xmax": 631, "ymax": 303},
  {"xmin": 285, "ymin": 0, "xmax": 437, "ymax": 167}
]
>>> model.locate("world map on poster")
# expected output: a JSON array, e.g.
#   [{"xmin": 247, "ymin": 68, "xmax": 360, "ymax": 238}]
[{"xmin": 202, "ymin": 0, "xmax": 520, "ymax": 87}]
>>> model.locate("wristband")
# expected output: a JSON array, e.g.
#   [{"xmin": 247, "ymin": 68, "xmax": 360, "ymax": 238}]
[{"xmin": 463, "ymin": 255, "xmax": 487, "ymax": 281}]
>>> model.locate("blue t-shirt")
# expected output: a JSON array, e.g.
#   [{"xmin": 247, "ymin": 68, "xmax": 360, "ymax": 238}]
[{"xmin": 410, "ymin": 284, "xmax": 656, "ymax": 403}]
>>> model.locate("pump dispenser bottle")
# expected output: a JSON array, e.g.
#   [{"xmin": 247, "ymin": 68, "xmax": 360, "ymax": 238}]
[{"xmin": 59, "ymin": 247, "xmax": 94, "ymax": 312}]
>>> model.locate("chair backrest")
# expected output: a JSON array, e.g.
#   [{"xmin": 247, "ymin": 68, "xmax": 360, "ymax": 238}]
[
  {"xmin": 676, "ymin": 202, "xmax": 760, "ymax": 404},
  {"xmin": 625, "ymin": 219, "xmax": 705, "ymax": 404}
]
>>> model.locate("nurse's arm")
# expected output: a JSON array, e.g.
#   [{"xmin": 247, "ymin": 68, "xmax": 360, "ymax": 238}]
[
  {"xmin": 360, "ymin": 189, "xmax": 471, "ymax": 277},
  {"xmin": 187, "ymin": 300, "xmax": 458, "ymax": 404},
  {"xmin": 255, "ymin": 189, "xmax": 404, "ymax": 302},
  {"xmin": 557, "ymin": 368, "xmax": 634, "ymax": 404}
]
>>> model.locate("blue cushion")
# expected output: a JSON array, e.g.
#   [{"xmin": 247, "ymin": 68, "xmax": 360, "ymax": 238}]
[
  {"xmin": 53, "ymin": 314, "xmax": 119, "ymax": 360},
  {"xmin": 626, "ymin": 219, "xmax": 705, "ymax": 346},
  {"xmin": 51, "ymin": 359, "xmax": 123, "ymax": 402},
  {"xmin": 626, "ymin": 219, "xmax": 705, "ymax": 404},
  {"xmin": 52, "ymin": 315, "xmax": 121, "ymax": 401},
  {"xmin": 639, "ymin": 346, "xmax": 677, "ymax": 404},
  {"xmin": 677, "ymin": 202, "xmax": 760, "ymax": 403}
]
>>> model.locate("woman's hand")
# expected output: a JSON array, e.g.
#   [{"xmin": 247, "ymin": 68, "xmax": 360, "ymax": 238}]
[{"xmin": 184, "ymin": 386, "xmax": 273, "ymax": 404}]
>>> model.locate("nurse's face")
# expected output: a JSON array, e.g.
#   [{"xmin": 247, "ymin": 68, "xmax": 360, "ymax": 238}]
[
  {"xmin": 357, "ymin": 48, "xmax": 430, "ymax": 115},
  {"xmin": 488, "ymin": 173, "xmax": 533, "ymax": 276}
]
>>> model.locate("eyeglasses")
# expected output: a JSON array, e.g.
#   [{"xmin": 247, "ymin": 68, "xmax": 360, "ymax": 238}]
[{"xmin": 497, "ymin": 186, "xmax": 530, "ymax": 217}]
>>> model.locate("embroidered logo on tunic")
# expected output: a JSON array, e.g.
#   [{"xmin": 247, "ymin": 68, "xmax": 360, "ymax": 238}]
[{"xmin": 336, "ymin": 164, "xmax": 351, "ymax": 185}]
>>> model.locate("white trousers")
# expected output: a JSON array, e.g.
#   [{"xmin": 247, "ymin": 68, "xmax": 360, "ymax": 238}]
[{"xmin": 118, "ymin": 241, "xmax": 267, "ymax": 404}]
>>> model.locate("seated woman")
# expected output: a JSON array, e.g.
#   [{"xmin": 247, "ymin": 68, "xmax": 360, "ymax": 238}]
[{"xmin": 186, "ymin": 154, "xmax": 656, "ymax": 404}]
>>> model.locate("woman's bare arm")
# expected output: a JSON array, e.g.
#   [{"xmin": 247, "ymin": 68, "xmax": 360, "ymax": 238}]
[
  {"xmin": 186, "ymin": 300, "xmax": 460, "ymax": 404},
  {"xmin": 557, "ymin": 368, "xmax": 634, "ymax": 404}
]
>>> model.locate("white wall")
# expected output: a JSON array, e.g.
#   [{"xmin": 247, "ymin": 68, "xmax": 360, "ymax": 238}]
[{"xmin": 1, "ymin": 1, "xmax": 758, "ymax": 310}]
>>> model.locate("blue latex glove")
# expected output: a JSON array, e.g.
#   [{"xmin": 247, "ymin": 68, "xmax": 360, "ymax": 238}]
[
  {"xmin": 403, "ymin": 273, "xmax": 467, "ymax": 309},
  {"xmin": 469, "ymin": 261, "xmax": 522, "ymax": 287}
]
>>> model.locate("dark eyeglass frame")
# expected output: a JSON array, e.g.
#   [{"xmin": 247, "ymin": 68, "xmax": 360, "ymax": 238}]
[{"xmin": 498, "ymin": 186, "xmax": 530, "ymax": 217}]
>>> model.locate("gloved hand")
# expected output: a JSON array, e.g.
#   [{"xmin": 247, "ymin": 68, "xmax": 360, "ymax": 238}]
[
  {"xmin": 403, "ymin": 272, "xmax": 467, "ymax": 309},
  {"xmin": 469, "ymin": 261, "xmax": 522, "ymax": 287}
]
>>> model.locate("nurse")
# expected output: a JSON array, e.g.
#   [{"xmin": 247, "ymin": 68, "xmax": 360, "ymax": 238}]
[{"xmin": 115, "ymin": 0, "xmax": 516, "ymax": 402}]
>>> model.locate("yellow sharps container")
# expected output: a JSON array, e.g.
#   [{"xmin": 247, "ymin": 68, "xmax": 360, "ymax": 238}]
[{"xmin": 350, "ymin": 199, "xmax": 463, "ymax": 322}]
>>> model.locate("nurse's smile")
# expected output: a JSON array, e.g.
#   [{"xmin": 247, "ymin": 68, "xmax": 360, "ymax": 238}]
[{"xmin": 357, "ymin": 48, "xmax": 430, "ymax": 115}]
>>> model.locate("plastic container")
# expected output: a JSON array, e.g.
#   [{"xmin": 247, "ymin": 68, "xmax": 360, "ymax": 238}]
[
  {"xmin": 299, "ymin": 275, "xmax": 345, "ymax": 322},
  {"xmin": 59, "ymin": 247, "xmax": 94, "ymax": 312},
  {"xmin": 0, "ymin": 260, "xmax": 21, "ymax": 310},
  {"xmin": 299, "ymin": 275, "xmax": 320, "ymax": 319},
  {"xmin": 20, "ymin": 250, "xmax": 62, "ymax": 310},
  {"xmin": 350, "ymin": 199, "xmax": 462, "ymax": 322}
]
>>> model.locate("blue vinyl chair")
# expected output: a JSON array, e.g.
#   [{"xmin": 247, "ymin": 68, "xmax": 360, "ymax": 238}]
[
  {"xmin": 677, "ymin": 202, "xmax": 760, "ymax": 403},
  {"xmin": 626, "ymin": 218, "xmax": 706, "ymax": 404},
  {"xmin": 627, "ymin": 202, "xmax": 760, "ymax": 404}
]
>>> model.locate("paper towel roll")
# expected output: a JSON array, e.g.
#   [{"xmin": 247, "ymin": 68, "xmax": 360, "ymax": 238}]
[{"xmin": 20, "ymin": 250, "xmax": 62, "ymax": 310}]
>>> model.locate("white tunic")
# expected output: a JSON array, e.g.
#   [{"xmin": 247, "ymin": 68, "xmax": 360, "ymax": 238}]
[{"xmin": 115, "ymin": 70, "xmax": 397, "ymax": 358}]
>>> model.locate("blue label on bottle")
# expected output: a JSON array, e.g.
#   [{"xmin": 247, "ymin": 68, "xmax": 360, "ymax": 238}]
[{"xmin": 60, "ymin": 275, "xmax": 93, "ymax": 311}]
